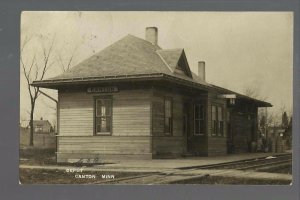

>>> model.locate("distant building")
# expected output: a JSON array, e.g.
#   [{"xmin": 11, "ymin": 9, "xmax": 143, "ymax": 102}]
[{"xmin": 29, "ymin": 118, "xmax": 54, "ymax": 134}]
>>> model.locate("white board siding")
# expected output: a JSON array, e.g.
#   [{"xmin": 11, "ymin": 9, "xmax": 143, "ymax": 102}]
[
  {"xmin": 57, "ymin": 136, "xmax": 151, "ymax": 154},
  {"xmin": 151, "ymin": 89, "xmax": 185, "ymax": 157},
  {"xmin": 58, "ymin": 89, "xmax": 151, "ymax": 137},
  {"xmin": 113, "ymin": 98, "xmax": 150, "ymax": 136},
  {"xmin": 57, "ymin": 89, "xmax": 152, "ymax": 161}
]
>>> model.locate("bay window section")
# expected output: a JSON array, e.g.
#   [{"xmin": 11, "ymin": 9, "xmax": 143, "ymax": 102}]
[{"xmin": 95, "ymin": 98, "xmax": 112, "ymax": 135}]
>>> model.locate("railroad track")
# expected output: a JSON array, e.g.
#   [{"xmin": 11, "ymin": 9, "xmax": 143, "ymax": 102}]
[
  {"xmin": 177, "ymin": 153, "xmax": 292, "ymax": 170},
  {"xmin": 94, "ymin": 153, "xmax": 292, "ymax": 184}
]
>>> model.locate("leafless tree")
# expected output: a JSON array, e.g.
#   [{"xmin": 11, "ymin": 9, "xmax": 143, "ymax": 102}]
[
  {"xmin": 57, "ymin": 44, "xmax": 78, "ymax": 72},
  {"xmin": 20, "ymin": 35, "xmax": 55, "ymax": 146},
  {"xmin": 243, "ymin": 85, "xmax": 267, "ymax": 101}
]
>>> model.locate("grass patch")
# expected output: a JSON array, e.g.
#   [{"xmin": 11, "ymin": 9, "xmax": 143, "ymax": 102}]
[{"xmin": 19, "ymin": 148, "xmax": 56, "ymax": 165}]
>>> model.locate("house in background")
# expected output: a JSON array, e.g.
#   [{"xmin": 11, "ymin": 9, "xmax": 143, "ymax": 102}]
[
  {"xmin": 30, "ymin": 117, "xmax": 54, "ymax": 134},
  {"xmin": 20, "ymin": 118, "xmax": 56, "ymax": 148},
  {"xmin": 32, "ymin": 27, "xmax": 272, "ymax": 162}
]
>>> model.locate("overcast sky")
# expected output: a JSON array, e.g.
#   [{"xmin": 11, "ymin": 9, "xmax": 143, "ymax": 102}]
[{"xmin": 20, "ymin": 11, "xmax": 293, "ymax": 126}]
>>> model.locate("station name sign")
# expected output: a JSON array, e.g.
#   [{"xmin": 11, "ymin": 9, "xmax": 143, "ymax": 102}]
[{"xmin": 87, "ymin": 86, "xmax": 119, "ymax": 93}]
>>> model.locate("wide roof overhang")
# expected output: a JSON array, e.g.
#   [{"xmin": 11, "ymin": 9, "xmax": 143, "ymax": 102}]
[{"xmin": 31, "ymin": 73, "xmax": 272, "ymax": 108}]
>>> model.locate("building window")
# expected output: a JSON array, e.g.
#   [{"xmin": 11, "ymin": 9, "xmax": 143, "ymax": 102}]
[
  {"xmin": 212, "ymin": 106, "xmax": 217, "ymax": 136},
  {"xmin": 194, "ymin": 104, "xmax": 205, "ymax": 135},
  {"xmin": 35, "ymin": 125, "xmax": 43, "ymax": 133},
  {"xmin": 95, "ymin": 98, "xmax": 112, "ymax": 135},
  {"xmin": 164, "ymin": 98, "xmax": 172, "ymax": 135},
  {"xmin": 218, "ymin": 107, "xmax": 224, "ymax": 136},
  {"xmin": 226, "ymin": 111, "xmax": 230, "ymax": 138},
  {"xmin": 211, "ymin": 105, "xmax": 224, "ymax": 136}
]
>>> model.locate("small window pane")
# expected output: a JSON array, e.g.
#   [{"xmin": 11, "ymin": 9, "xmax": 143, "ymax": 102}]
[
  {"xmin": 165, "ymin": 100, "xmax": 171, "ymax": 117},
  {"xmin": 218, "ymin": 107, "xmax": 223, "ymax": 121},
  {"xmin": 164, "ymin": 99, "xmax": 172, "ymax": 135},
  {"xmin": 106, "ymin": 117, "xmax": 111, "ymax": 132},
  {"xmin": 194, "ymin": 104, "xmax": 205, "ymax": 135},
  {"xmin": 195, "ymin": 105, "xmax": 200, "ymax": 119},
  {"xmin": 103, "ymin": 100, "xmax": 111, "ymax": 116},
  {"xmin": 227, "ymin": 111, "xmax": 230, "ymax": 122},
  {"xmin": 96, "ymin": 100, "xmax": 102, "ymax": 117},
  {"xmin": 212, "ymin": 106, "xmax": 217, "ymax": 120},
  {"xmin": 165, "ymin": 118, "xmax": 170, "ymax": 133},
  {"xmin": 95, "ymin": 98, "xmax": 112, "ymax": 134},
  {"xmin": 200, "ymin": 120, "xmax": 205, "ymax": 133},
  {"xmin": 200, "ymin": 105, "xmax": 204, "ymax": 119},
  {"xmin": 195, "ymin": 120, "xmax": 200, "ymax": 134}
]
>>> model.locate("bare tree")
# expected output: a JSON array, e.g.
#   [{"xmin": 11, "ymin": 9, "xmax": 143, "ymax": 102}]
[
  {"xmin": 243, "ymin": 85, "xmax": 267, "ymax": 101},
  {"xmin": 57, "ymin": 44, "xmax": 78, "ymax": 72},
  {"xmin": 20, "ymin": 35, "xmax": 55, "ymax": 146}
]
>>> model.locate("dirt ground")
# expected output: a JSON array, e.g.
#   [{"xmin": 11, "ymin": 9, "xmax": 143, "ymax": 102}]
[
  {"xmin": 19, "ymin": 148, "xmax": 56, "ymax": 165},
  {"xmin": 19, "ymin": 148, "xmax": 292, "ymax": 185}
]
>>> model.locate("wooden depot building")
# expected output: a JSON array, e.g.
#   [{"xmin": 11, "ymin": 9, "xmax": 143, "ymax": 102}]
[{"xmin": 32, "ymin": 27, "xmax": 272, "ymax": 162}]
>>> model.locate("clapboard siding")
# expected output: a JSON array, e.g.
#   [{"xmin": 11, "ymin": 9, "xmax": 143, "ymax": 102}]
[
  {"xmin": 58, "ymin": 89, "xmax": 151, "ymax": 136},
  {"xmin": 59, "ymin": 92, "xmax": 93, "ymax": 136},
  {"xmin": 231, "ymin": 111, "xmax": 252, "ymax": 153},
  {"xmin": 152, "ymin": 136, "xmax": 184, "ymax": 158},
  {"xmin": 57, "ymin": 89, "xmax": 152, "ymax": 161},
  {"xmin": 58, "ymin": 136, "xmax": 151, "ymax": 153},
  {"xmin": 206, "ymin": 92, "xmax": 228, "ymax": 156},
  {"xmin": 207, "ymin": 137, "xmax": 227, "ymax": 156},
  {"xmin": 57, "ymin": 136, "xmax": 152, "ymax": 162},
  {"xmin": 151, "ymin": 89, "xmax": 185, "ymax": 157}
]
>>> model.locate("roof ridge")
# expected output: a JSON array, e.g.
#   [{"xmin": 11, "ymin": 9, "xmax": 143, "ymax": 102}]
[{"xmin": 126, "ymin": 34, "xmax": 162, "ymax": 49}]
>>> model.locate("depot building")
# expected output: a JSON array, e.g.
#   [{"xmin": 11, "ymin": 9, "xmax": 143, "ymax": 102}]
[{"xmin": 32, "ymin": 27, "xmax": 272, "ymax": 162}]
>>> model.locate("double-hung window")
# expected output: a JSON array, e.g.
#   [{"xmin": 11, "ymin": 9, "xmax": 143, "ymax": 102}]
[
  {"xmin": 212, "ymin": 105, "xmax": 217, "ymax": 136},
  {"xmin": 95, "ymin": 97, "xmax": 112, "ymax": 135},
  {"xmin": 212, "ymin": 105, "xmax": 224, "ymax": 136},
  {"xmin": 164, "ymin": 98, "xmax": 172, "ymax": 135},
  {"xmin": 194, "ymin": 104, "xmax": 205, "ymax": 135},
  {"xmin": 218, "ymin": 107, "xmax": 224, "ymax": 136}
]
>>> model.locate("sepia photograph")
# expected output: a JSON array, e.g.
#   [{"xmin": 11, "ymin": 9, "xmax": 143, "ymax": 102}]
[{"xmin": 19, "ymin": 11, "xmax": 293, "ymax": 185}]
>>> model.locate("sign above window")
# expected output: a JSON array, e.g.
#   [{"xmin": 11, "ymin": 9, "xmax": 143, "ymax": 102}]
[{"xmin": 87, "ymin": 86, "xmax": 119, "ymax": 93}]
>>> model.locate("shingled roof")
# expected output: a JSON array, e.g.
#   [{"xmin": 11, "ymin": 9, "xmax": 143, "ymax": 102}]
[
  {"xmin": 34, "ymin": 34, "xmax": 210, "ymax": 87},
  {"xmin": 51, "ymin": 35, "xmax": 171, "ymax": 79},
  {"xmin": 32, "ymin": 32, "xmax": 271, "ymax": 107}
]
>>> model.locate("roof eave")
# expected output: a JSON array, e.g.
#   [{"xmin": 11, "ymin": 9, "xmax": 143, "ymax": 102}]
[{"xmin": 31, "ymin": 74, "xmax": 272, "ymax": 107}]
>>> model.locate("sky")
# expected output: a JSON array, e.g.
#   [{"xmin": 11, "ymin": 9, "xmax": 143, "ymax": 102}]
[{"xmin": 20, "ymin": 11, "xmax": 293, "ymax": 126}]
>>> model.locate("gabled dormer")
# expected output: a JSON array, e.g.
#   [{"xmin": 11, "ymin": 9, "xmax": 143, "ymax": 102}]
[{"xmin": 157, "ymin": 49, "xmax": 193, "ymax": 78}]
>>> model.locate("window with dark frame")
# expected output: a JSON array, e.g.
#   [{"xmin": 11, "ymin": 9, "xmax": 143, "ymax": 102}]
[
  {"xmin": 194, "ymin": 104, "xmax": 205, "ymax": 135},
  {"xmin": 95, "ymin": 98, "xmax": 112, "ymax": 135},
  {"xmin": 226, "ymin": 110, "xmax": 230, "ymax": 137},
  {"xmin": 211, "ymin": 105, "xmax": 224, "ymax": 136},
  {"xmin": 35, "ymin": 125, "xmax": 43, "ymax": 133},
  {"xmin": 218, "ymin": 106, "xmax": 224, "ymax": 136},
  {"xmin": 164, "ymin": 98, "xmax": 172, "ymax": 135},
  {"xmin": 212, "ymin": 105, "xmax": 217, "ymax": 136}
]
